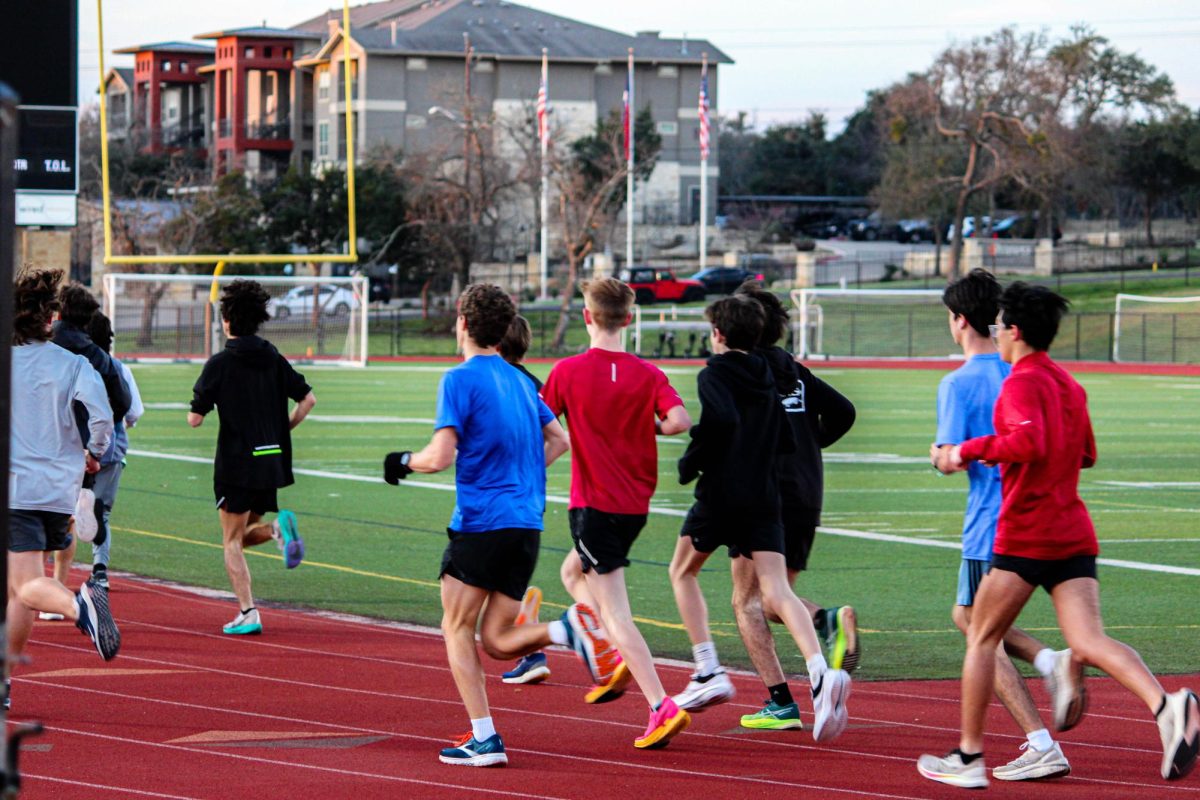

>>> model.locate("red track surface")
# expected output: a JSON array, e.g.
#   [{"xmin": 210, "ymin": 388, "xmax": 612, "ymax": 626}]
[{"xmin": 14, "ymin": 569, "xmax": 1199, "ymax": 799}]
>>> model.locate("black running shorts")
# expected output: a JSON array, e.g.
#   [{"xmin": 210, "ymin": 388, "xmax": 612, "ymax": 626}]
[
  {"xmin": 439, "ymin": 528, "xmax": 540, "ymax": 601},
  {"xmin": 9, "ymin": 510, "xmax": 72, "ymax": 553},
  {"xmin": 681, "ymin": 502, "xmax": 785, "ymax": 558},
  {"xmin": 990, "ymin": 553, "xmax": 1097, "ymax": 593},
  {"xmin": 569, "ymin": 507, "xmax": 647, "ymax": 574},
  {"xmin": 214, "ymin": 482, "xmax": 279, "ymax": 515},
  {"xmin": 729, "ymin": 506, "xmax": 818, "ymax": 571}
]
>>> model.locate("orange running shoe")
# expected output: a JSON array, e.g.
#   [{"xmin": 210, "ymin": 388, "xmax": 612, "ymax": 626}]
[
  {"xmin": 515, "ymin": 586, "xmax": 543, "ymax": 627},
  {"xmin": 562, "ymin": 603, "xmax": 619, "ymax": 685},
  {"xmin": 585, "ymin": 658, "xmax": 632, "ymax": 704}
]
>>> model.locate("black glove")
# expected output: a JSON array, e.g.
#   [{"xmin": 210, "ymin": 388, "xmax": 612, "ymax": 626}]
[{"xmin": 384, "ymin": 451, "xmax": 414, "ymax": 484}]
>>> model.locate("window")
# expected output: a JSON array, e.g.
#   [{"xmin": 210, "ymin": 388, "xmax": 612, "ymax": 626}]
[
  {"xmin": 265, "ymin": 46, "xmax": 274, "ymax": 58},
  {"xmin": 318, "ymin": 122, "xmax": 329, "ymax": 157},
  {"xmin": 180, "ymin": 61, "xmax": 189, "ymax": 73},
  {"xmin": 285, "ymin": 48, "xmax": 292, "ymax": 59},
  {"xmin": 244, "ymin": 46, "xmax": 254, "ymax": 58},
  {"xmin": 162, "ymin": 61, "xmax": 172, "ymax": 72},
  {"xmin": 317, "ymin": 69, "xmax": 330, "ymax": 100},
  {"xmin": 656, "ymin": 121, "xmax": 678, "ymax": 136}
]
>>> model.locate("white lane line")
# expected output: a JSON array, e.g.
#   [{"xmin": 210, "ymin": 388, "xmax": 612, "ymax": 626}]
[
  {"xmin": 1097, "ymin": 481, "xmax": 1200, "ymax": 489},
  {"xmin": 128, "ymin": 449, "xmax": 1200, "ymax": 577},
  {"xmin": 308, "ymin": 415, "xmax": 435, "ymax": 425},
  {"xmin": 24, "ymin": 775, "xmax": 205, "ymax": 800},
  {"xmin": 24, "ymin": 675, "xmax": 927, "ymax": 800}
]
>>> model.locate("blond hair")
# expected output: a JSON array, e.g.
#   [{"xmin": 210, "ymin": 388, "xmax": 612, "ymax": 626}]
[{"xmin": 582, "ymin": 278, "xmax": 634, "ymax": 332}]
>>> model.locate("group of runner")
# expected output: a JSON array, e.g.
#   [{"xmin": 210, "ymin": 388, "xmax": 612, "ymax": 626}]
[{"xmin": 7, "ymin": 267, "xmax": 1196, "ymax": 788}]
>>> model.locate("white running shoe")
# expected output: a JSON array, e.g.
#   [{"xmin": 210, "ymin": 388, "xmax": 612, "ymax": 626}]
[
  {"xmin": 672, "ymin": 668, "xmax": 735, "ymax": 711},
  {"xmin": 917, "ymin": 750, "xmax": 988, "ymax": 789},
  {"xmin": 1044, "ymin": 649, "xmax": 1087, "ymax": 731},
  {"xmin": 1158, "ymin": 689, "xmax": 1200, "ymax": 780},
  {"xmin": 811, "ymin": 668, "xmax": 851, "ymax": 742},
  {"xmin": 74, "ymin": 488, "xmax": 99, "ymax": 543},
  {"xmin": 992, "ymin": 742, "xmax": 1071, "ymax": 781}
]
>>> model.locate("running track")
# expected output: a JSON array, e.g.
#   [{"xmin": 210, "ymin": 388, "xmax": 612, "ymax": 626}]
[{"xmin": 13, "ymin": 568, "xmax": 1199, "ymax": 799}]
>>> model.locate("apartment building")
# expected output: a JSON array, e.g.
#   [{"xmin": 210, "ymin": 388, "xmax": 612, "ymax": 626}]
[{"xmin": 104, "ymin": 0, "xmax": 729, "ymax": 224}]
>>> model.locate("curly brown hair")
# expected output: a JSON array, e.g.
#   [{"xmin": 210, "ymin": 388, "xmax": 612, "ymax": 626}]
[
  {"xmin": 458, "ymin": 284, "xmax": 515, "ymax": 349},
  {"xmin": 13, "ymin": 268, "xmax": 64, "ymax": 344},
  {"xmin": 59, "ymin": 282, "xmax": 100, "ymax": 327},
  {"xmin": 220, "ymin": 279, "xmax": 271, "ymax": 336}
]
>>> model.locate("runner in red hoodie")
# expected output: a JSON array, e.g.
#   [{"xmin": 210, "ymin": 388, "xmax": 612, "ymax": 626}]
[{"xmin": 918, "ymin": 282, "xmax": 1199, "ymax": 789}]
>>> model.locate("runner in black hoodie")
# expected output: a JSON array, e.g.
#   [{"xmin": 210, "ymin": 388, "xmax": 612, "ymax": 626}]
[
  {"xmin": 730, "ymin": 283, "xmax": 858, "ymax": 730},
  {"xmin": 188, "ymin": 279, "xmax": 316, "ymax": 636},
  {"xmin": 668, "ymin": 295, "xmax": 852, "ymax": 743}
]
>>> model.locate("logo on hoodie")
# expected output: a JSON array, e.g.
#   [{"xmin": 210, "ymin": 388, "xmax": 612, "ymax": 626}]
[{"xmin": 781, "ymin": 380, "xmax": 806, "ymax": 413}]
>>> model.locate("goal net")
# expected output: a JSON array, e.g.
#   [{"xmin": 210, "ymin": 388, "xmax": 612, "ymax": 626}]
[
  {"xmin": 102, "ymin": 273, "xmax": 369, "ymax": 366},
  {"xmin": 791, "ymin": 288, "xmax": 954, "ymax": 359},
  {"xmin": 1113, "ymin": 293, "xmax": 1200, "ymax": 363}
]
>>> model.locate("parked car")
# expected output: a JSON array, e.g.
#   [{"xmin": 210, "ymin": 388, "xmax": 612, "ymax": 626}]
[
  {"xmin": 895, "ymin": 219, "xmax": 939, "ymax": 243},
  {"xmin": 688, "ymin": 267, "xmax": 765, "ymax": 295},
  {"xmin": 947, "ymin": 215, "xmax": 991, "ymax": 241},
  {"xmin": 846, "ymin": 213, "xmax": 897, "ymax": 242},
  {"xmin": 990, "ymin": 214, "xmax": 1062, "ymax": 240},
  {"xmin": 622, "ymin": 267, "xmax": 707, "ymax": 304},
  {"xmin": 268, "ymin": 284, "xmax": 360, "ymax": 319}
]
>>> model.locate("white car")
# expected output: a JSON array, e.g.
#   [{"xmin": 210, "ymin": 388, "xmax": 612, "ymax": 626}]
[{"xmin": 268, "ymin": 285, "xmax": 359, "ymax": 319}]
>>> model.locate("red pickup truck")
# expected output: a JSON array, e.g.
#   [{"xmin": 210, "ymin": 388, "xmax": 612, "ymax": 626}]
[{"xmin": 623, "ymin": 267, "xmax": 707, "ymax": 304}]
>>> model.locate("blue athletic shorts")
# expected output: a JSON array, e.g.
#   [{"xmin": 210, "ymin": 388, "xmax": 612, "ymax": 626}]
[{"xmin": 956, "ymin": 558, "xmax": 991, "ymax": 607}]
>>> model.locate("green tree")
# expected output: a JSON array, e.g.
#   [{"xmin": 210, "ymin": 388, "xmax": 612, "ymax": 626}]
[{"xmin": 1117, "ymin": 115, "xmax": 1200, "ymax": 244}]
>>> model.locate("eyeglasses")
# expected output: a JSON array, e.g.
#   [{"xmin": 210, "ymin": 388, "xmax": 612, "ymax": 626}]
[{"xmin": 988, "ymin": 324, "xmax": 1004, "ymax": 339}]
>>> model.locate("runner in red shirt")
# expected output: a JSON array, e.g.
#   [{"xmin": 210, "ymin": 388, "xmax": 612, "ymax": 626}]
[
  {"xmin": 539, "ymin": 277, "xmax": 694, "ymax": 749},
  {"xmin": 918, "ymin": 282, "xmax": 1198, "ymax": 789}
]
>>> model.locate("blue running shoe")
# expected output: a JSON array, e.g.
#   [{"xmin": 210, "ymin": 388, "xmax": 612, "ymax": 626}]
[
  {"xmin": 439, "ymin": 733, "xmax": 507, "ymax": 767},
  {"xmin": 75, "ymin": 579, "xmax": 120, "ymax": 661},
  {"xmin": 276, "ymin": 510, "xmax": 304, "ymax": 569},
  {"xmin": 502, "ymin": 652, "xmax": 551, "ymax": 685}
]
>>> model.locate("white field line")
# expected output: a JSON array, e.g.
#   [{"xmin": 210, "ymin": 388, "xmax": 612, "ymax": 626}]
[
  {"xmin": 1097, "ymin": 481, "xmax": 1200, "ymax": 489},
  {"xmin": 128, "ymin": 449, "xmax": 1200, "ymax": 577}
]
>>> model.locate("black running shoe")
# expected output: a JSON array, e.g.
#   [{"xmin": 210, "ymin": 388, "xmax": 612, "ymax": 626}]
[{"xmin": 76, "ymin": 579, "xmax": 120, "ymax": 661}]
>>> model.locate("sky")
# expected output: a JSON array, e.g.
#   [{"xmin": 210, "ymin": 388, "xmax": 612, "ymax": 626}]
[{"xmin": 79, "ymin": 0, "xmax": 1200, "ymax": 130}]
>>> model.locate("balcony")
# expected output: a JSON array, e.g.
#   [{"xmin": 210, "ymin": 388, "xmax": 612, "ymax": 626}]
[{"xmin": 246, "ymin": 118, "xmax": 291, "ymax": 141}]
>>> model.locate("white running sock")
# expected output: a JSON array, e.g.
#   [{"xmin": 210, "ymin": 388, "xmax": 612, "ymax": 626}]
[
  {"xmin": 1027, "ymin": 728, "xmax": 1053, "ymax": 752},
  {"xmin": 547, "ymin": 620, "xmax": 569, "ymax": 646},
  {"xmin": 806, "ymin": 653, "xmax": 829, "ymax": 679},
  {"xmin": 693, "ymin": 641, "xmax": 719, "ymax": 676},
  {"xmin": 1033, "ymin": 648, "xmax": 1056, "ymax": 677},
  {"xmin": 471, "ymin": 716, "xmax": 496, "ymax": 742}
]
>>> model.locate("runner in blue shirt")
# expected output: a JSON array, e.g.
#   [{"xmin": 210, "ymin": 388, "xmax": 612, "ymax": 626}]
[
  {"xmin": 928, "ymin": 269, "xmax": 1070, "ymax": 784},
  {"xmin": 383, "ymin": 284, "xmax": 621, "ymax": 768}
]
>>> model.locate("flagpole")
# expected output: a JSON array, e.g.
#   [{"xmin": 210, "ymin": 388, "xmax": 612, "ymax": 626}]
[
  {"xmin": 626, "ymin": 48, "xmax": 635, "ymax": 272},
  {"xmin": 539, "ymin": 48, "xmax": 549, "ymax": 300},
  {"xmin": 699, "ymin": 53, "xmax": 709, "ymax": 271}
]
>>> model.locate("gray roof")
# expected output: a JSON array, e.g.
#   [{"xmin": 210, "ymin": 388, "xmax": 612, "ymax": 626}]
[
  {"xmin": 297, "ymin": 0, "xmax": 730, "ymax": 64},
  {"xmin": 195, "ymin": 26, "xmax": 323, "ymax": 41},
  {"xmin": 113, "ymin": 41, "xmax": 215, "ymax": 55}
]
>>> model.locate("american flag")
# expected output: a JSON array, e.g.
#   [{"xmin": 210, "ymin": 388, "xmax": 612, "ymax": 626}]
[
  {"xmin": 698, "ymin": 65, "xmax": 710, "ymax": 160},
  {"xmin": 537, "ymin": 52, "xmax": 549, "ymax": 146},
  {"xmin": 622, "ymin": 71, "xmax": 632, "ymax": 162}
]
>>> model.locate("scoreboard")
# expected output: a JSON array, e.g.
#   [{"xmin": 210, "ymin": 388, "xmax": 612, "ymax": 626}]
[{"xmin": 15, "ymin": 106, "xmax": 78, "ymax": 194}]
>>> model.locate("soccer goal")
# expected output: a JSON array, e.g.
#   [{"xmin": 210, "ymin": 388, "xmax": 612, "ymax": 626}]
[
  {"xmin": 791, "ymin": 288, "xmax": 954, "ymax": 360},
  {"xmin": 103, "ymin": 273, "xmax": 369, "ymax": 366},
  {"xmin": 1113, "ymin": 293, "xmax": 1200, "ymax": 363}
]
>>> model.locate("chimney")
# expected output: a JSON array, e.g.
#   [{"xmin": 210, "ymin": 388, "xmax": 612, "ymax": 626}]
[
  {"xmin": 391, "ymin": 20, "xmax": 398, "ymax": 46},
  {"xmin": 328, "ymin": 18, "xmax": 339, "ymax": 39}
]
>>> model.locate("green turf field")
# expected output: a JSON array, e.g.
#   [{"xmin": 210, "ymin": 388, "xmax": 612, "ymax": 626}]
[{"xmin": 101, "ymin": 360, "xmax": 1199, "ymax": 681}]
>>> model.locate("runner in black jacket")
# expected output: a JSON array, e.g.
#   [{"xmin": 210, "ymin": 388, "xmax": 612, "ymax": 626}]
[
  {"xmin": 188, "ymin": 279, "xmax": 316, "ymax": 636},
  {"xmin": 727, "ymin": 283, "xmax": 860, "ymax": 731},
  {"xmin": 668, "ymin": 295, "xmax": 852, "ymax": 743}
]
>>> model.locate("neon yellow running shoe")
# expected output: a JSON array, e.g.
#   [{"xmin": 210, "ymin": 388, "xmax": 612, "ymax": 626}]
[
  {"xmin": 740, "ymin": 700, "xmax": 803, "ymax": 730},
  {"xmin": 828, "ymin": 606, "xmax": 860, "ymax": 673}
]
